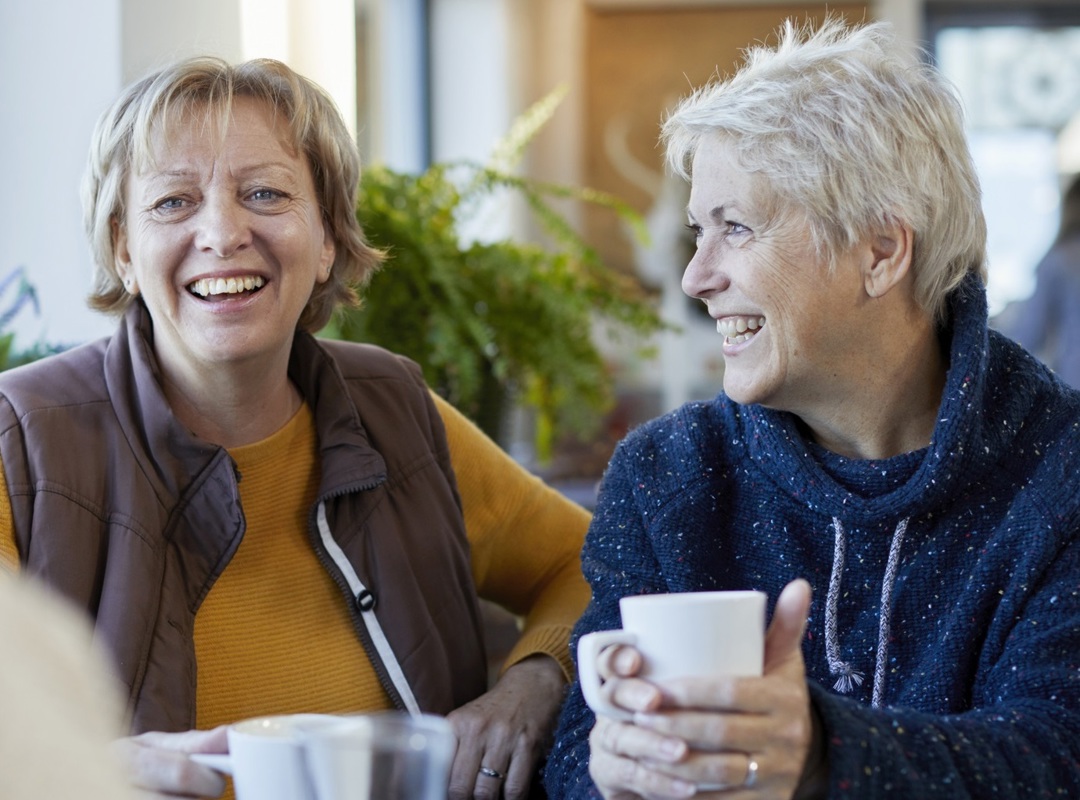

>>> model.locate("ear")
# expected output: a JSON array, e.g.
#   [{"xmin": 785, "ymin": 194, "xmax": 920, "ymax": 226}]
[
  {"xmin": 111, "ymin": 217, "xmax": 137, "ymax": 293},
  {"xmin": 862, "ymin": 217, "xmax": 913, "ymax": 299},
  {"xmin": 317, "ymin": 220, "xmax": 336, "ymax": 284}
]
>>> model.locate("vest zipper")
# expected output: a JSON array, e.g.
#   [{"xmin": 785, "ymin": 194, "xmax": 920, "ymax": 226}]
[{"xmin": 306, "ymin": 481, "xmax": 415, "ymax": 714}]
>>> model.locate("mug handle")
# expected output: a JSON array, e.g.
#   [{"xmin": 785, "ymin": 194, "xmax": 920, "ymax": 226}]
[
  {"xmin": 190, "ymin": 753, "xmax": 233, "ymax": 774},
  {"xmin": 576, "ymin": 630, "xmax": 638, "ymax": 721}
]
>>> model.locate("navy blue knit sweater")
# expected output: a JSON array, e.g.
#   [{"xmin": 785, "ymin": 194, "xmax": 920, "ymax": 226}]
[{"xmin": 545, "ymin": 277, "xmax": 1080, "ymax": 798}]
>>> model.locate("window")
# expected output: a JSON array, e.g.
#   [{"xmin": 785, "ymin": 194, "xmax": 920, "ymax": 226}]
[{"xmin": 927, "ymin": 2, "xmax": 1080, "ymax": 315}]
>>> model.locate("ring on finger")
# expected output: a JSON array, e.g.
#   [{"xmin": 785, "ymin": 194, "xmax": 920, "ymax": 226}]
[
  {"xmin": 479, "ymin": 765, "xmax": 504, "ymax": 780},
  {"xmin": 743, "ymin": 757, "xmax": 759, "ymax": 789}
]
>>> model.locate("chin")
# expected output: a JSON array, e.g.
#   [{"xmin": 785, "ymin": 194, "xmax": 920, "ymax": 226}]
[
  {"xmin": 722, "ymin": 373, "xmax": 777, "ymax": 409},
  {"xmin": 722, "ymin": 382, "xmax": 755, "ymax": 406}
]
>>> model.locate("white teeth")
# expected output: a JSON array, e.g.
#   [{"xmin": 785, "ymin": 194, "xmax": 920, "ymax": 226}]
[
  {"xmin": 716, "ymin": 316, "xmax": 766, "ymax": 343},
  {"xmin": 189, "ymin": 275, "xmax": 265, "ymax": 297}
]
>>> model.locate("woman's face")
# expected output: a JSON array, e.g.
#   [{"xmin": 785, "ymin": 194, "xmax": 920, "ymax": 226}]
[
  {"xmin": 682, "ymin": 135, "xmax": 869, "ymax": 414},
  {"xmin": 114, "ymin": 97, "xmax": 334, "ymax": 382}
]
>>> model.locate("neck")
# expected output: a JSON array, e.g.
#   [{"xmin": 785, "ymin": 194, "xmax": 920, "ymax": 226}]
[
  {"xmin": 800, "ymin": 300, "xmax": 947, "ymax": 461},
  {"xmin": 159, "ymin": 352, "xmax": 302, "ymax": 449}
]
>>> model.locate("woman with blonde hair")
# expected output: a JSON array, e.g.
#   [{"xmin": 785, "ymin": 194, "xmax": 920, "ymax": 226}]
[{"xmin": 1, "ymin": 55, "xmax": 590, "ymax": 799}]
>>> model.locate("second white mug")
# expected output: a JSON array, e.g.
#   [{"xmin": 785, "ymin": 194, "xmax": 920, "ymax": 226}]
[{"xmin": 577, "ymin": 589, "xmax": 767, "ymax": 720}]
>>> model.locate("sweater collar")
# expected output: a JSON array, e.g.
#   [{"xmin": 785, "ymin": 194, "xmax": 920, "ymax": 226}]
[
  {"xmin": 104, "ymin": 303, "xmax": 386, "ymax": 503},
  {"xmin": 745, "ymin": 274, "xmax": 1021, "ymax": 524}
]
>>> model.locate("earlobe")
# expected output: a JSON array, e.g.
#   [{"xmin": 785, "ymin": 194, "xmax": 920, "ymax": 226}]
[
  {"xmin": 319, "ymin": 224, "xmax": 336, "ymax": 283},
  {"xmin": 863, "ymin": 219, "xmax": 913, "ymax": 299},
  {"xmin": 111, "ymin": 217, "xmax": 134, "ymax": 288}
]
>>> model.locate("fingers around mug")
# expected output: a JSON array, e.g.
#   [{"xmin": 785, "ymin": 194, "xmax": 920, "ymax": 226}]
[
  {"xmin": 189, "ymin": 753, "xmax": 233, "ymax": 774},
  {"xmin": 591, "ymin": 715, "xmax": 688, "ymax": 766},
  {"xmin": 116, "ymin": 738, "xmax": 227, "ymax": 797},
  {"xmin": 602, "ymin": 674, "xmax": 665, "ymax": 718},
  {"xmin": 632, "ymin": 705, "xmax": 774, "ymax": 753},
  {"xmin": 597, "ymin": 641, "xmax": 644, "ymax": 679},
  {"xmin": 664, "ymin": 750, "xmax": 758, "ymax": 792},
  {"xmin": 578, "ymin": 631, "xmax": 639, "ymax": 720},
  {"xmin": 588, "ymin": 743, "xmax": 697, "ymax": 800}
]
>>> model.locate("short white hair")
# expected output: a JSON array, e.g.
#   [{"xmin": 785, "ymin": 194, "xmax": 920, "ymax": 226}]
[{"xmin": 662, "ymin": 17, "xmax": 987, "ymax": 325}]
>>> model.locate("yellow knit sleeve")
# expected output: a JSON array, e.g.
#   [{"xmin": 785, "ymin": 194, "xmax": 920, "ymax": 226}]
[
  {"xmin": 0, "ymin": 457, "xmax": 19, "ymax": 571},
  {"xmin": 432, "ymin": 392, "xmax": 592, "ymax": 681}
]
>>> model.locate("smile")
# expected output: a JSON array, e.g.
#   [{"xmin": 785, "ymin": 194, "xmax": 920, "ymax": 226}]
[
  {"xmin": 188, "ymin": 276, "xmax": 266, "ymax": 298},
  {"xmin": 717, "ymin": 315, "xmax": 766, "ymax": 345}
]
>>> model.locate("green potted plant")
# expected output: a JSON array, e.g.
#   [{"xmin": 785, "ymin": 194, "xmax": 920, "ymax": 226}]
[
  {"xmin": 323, "ymin": 89, "xmax": 665, "ymax": 460},
  {"xmin": 0, "ymin": 267, "xmax": 67, "ymax": 371}
]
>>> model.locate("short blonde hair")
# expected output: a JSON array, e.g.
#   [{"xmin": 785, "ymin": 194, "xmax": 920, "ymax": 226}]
[
  {"xmin": 82, "ymin": 56, "xmax": 382, "ymax": 332},
  {"xmin": 662, "ymin": 17, "xmax": 988, "ymax": 325}
]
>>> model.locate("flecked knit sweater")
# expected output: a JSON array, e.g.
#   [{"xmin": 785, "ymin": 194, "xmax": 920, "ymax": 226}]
[{"xmin": 544, "ymin": 276, "xmax": 1080, "ymax": 798}]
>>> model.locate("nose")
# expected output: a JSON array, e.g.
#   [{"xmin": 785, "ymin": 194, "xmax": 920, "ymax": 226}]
[
  {"xmin": 194, "ymin": 195, "xmax": 251, "ymax": 258},
  {"xmin": 681, "ymin": 245, "xmax": 729, "ymax": 300}
]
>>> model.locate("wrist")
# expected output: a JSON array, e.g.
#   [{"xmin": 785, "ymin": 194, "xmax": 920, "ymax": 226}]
[{"xmin": 793, "ymin": 696, "xmax": 829, "ymax": 800}]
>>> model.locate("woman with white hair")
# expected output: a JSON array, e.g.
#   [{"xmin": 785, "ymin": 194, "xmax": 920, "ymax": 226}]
[{"xmin": 545, "ymin": 17, "xmax": 1080, "ymax": 799}]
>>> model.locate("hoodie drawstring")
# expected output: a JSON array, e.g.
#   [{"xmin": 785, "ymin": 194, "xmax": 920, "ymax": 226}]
[{"xmin": 824, "ymin": 516, "xmax": 908, "ymax": 707}]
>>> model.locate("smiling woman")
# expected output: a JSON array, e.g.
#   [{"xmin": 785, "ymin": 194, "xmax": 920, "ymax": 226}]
[
  {"xmin": 112, "ymin": 96, "xmax": 336, "ymax": 446},
  {"xmin": 0, "ymin": 56, "xmax": 591, "ymax": 800},
  {"xmin": 546, "ymin": 17, "xmax": 1080, "ymax": 800}
]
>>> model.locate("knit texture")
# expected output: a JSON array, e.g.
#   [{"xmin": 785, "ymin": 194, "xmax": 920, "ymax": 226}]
[{"xmin": 545, "ymin": 276, "xmax": 1080, "ymax": 798}]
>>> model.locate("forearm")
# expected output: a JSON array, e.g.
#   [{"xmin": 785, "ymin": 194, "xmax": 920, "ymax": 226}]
[
  {"xmin": 810, "ymin": 683, "xmax": 1080, "ymax": 798},
  {"xmin": 503, "ymin": 570, "xmax": 590, "ymax": 680},
  {"xmin": 435, "ymin": 390, "xmax": 591, "ymax": 637}
]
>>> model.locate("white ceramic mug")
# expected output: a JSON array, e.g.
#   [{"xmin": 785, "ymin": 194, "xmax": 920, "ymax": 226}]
[
  {"xmin": 190, "ymin": 713, "xmax": 342, "ymax": 800},
  {"xmin": 191, "ymin": 712, "xmax": 455, "ymax": 800},
  {"xmin": 577, "ymin": 590, "xmax": 767, "ymax": 721}
]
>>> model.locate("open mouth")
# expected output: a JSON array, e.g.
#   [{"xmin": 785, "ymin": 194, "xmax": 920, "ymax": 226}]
[
  {"xmin": 188, "ymin": 276, "xmax": 266, "ymax": 299},
  {"xmin": 717, "ymin": 315, "xmax": 765, "ymax": 345}
]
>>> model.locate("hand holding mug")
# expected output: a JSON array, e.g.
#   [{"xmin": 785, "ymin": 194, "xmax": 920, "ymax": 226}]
[
  {"xmin": 578, "ymin": 589, "xmax": 767, "ymax": 720},
  {"xmin": 190, "ymin": 712, "xmax": 455, "ymax": 800},
  {"xmin": 583, "ymin": 581, "xmax": 817, "ymax": 799}
]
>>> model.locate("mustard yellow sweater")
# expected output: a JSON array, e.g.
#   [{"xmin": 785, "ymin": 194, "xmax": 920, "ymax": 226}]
[{"xmin": 0, "ymin": 392, "xmax": 590, "ymax": 730}]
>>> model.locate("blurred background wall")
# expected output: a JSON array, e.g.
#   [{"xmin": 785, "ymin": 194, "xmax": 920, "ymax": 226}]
[{"xmin": 3, "ymin": 0, "xmax": 1079, "ymax": 458}]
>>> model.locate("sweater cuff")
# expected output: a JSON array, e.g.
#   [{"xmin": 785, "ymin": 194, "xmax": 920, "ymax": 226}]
[{"xmin": 501, "ymin": 624, "xmax": 575, "ymax": 683}]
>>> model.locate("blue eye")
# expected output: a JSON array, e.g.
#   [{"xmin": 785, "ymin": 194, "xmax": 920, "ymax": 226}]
[{"xmin": 249, "ymin": 188, "xmax": 284, "ymax": 202}]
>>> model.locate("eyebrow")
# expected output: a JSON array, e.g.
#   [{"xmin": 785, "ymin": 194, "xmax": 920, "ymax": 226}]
[
  {"xmin": 709, "ymin": 204, "xmax": 739, "ymax": 222},
  {"xmin": 142, "ymin": 161, "xmax": 301, "ymax": 180},
  {"xmin": 687, "ymin": 204, "xmax": 740, "ymax": 223}
]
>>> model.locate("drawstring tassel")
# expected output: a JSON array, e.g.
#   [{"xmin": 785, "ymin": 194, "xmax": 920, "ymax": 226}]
[
  {"xmin": 825, "ymin": 518, "xmax": 864, "ymax": 693},
  {"xmin": 832, "ymin": 665, "xmax": 865, "ymax": 694},
  {"xmin": 824, "ymin": 516, "xmax": 909, "ymax": 706}
]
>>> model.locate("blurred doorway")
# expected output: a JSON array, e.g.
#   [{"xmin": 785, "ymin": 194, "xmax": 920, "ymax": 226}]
[{"xmin": 927, "ymin": 2, "xmax": 1080, "ymax": 315}]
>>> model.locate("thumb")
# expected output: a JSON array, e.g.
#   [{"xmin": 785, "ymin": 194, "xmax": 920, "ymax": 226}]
[{"xmin": 763, "ymin": 579, "xmax": 812, "ymax": 672}]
